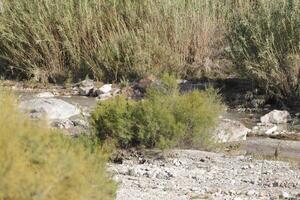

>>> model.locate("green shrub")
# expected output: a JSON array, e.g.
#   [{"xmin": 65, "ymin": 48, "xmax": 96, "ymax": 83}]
[
  {"xmin": 0, "ymin": 90, "xmax": 116, "ymax": 200},
  {"xmin": 227, "ymin": 0, "xmax": 300, "ymax": 103},
  {"xmin": 0, "ymin": 0, "xmax": 225, "ymax": 82},
  {"xmin": 91, "ymin": 75, "xmax": 224, "ymax": 149}
]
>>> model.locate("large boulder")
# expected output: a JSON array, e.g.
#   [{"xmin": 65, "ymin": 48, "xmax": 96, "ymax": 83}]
[
  {"xmin": 260, "ymin": 110, "xmax": 291, "ymax": 124},
  {"xmin": 20, "ymin": 98, "xmax": 80, "ymax": 120},
  {"xmin": 214, "ymin": 119, "xmax": 250, "ymax": 143}
]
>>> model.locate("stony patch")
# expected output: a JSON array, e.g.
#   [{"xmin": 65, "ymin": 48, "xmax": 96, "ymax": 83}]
[{"xmin": 110, "ymin": 150, "xmax": 300, "ymax": 200}]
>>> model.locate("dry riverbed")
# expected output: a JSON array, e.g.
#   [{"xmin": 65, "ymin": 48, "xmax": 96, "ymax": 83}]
[{"xmin": 110, "ymin": 149, "xmax": 300, "ymax": 200}]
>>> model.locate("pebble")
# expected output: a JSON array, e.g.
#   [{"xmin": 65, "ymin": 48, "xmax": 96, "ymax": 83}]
[{"xmin": 280, "ymin": 191, "xmax": 291, "ymax": 199}]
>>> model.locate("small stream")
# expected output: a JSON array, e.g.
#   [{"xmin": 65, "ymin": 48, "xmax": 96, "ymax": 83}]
[{"xmin": 16, "ymin": 90, "xmax": 300, "ymax": 159}]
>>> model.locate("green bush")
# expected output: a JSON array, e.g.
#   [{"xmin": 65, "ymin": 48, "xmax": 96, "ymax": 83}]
[
  {"xmin": 227, "ymin": 0, "xmax": 300, "ymax": 103},
  {"xmin": 0, "ymin": 0, "xmax": 225, "ymax": 82},
  {"xmin": 91, "ymin": 75, "xmax": 224, "ymax": 149},
  {"xmin": 0, "ymin": 90, "xmax": 116, "ymax": 200}
]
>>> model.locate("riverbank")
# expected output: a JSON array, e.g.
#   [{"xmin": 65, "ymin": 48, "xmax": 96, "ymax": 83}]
[{"xmin": 3, "ymin": 79, "xmax": 300, "ymax": 199}]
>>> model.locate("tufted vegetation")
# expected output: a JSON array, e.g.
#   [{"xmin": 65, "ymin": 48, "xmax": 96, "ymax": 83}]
[
  {"xmin": 0, "ymin": 90, "xmax": 116, "ymax": 200},
  {"xmin": 91, "ymin": 74, "xmax": 225, "ymax": 149}
]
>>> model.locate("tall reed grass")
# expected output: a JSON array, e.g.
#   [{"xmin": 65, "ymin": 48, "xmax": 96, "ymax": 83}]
[
  {"xmin": 227, "ymin": 0, "xmax": 300, "ymax": 103},
  {"xmin": 0, "ymin": 0, "xmax": 227, "ymax": 83}
]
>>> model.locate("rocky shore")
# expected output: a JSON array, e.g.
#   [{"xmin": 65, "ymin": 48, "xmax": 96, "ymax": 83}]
[{"xmin": 111, "ymin": 150, "xmax": 300, "ymax": 200}]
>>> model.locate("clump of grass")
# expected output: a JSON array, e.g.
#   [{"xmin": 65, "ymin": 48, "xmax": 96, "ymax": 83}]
[
  {"xmin": 0, "ymin": 0, "xmax": 225, "ymax": 83},
  {"xmin": 91, "ymin": 74, "xmax": 224, "ymax": 149},
  {"xmin": 0, "ymin": 90, "xmax": 116, "ymax": 200},
  {"xmin": 226, "ymin": 0, "xmax": 300, "ymax": 103}
]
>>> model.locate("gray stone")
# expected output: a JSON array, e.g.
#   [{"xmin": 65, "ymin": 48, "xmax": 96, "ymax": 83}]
[
  {"xmin": 79, "ymin": 86, "xmax": 94, "ymax": 96},
  {"xmin": 72, "ymin": 118, "xmax": 89, "ymax": 128},
  {"xmin": 78, "ymin": 79, "xmax": 95, "ymax": 96},
  {"xmin": 246, "ymin": 190, "xmax": 257, "ymax": 196},
  {"xmin": 36, "ymin": 92, "xmax": 55, "ymax": 98},
  {"xmin": 265, "ymin": 125, "xmax": 278, "ymax": 135},
  {"xmin": 261, "ymin": 110, "xmax": 291, "ymax": 124},
  {"xmin": 99, "ymin": 84, "xmax": 113, "ymax": 94},
  {"xmin": 51, "ymin": 119, "xmax": 74, "ymax": 129},
  {"xmin": 92, "ymin": 88, "xmax": 102, "ymax": 97},
  {"xmin": 20, "ymin": 98, "xmax": 80, "ymax": 120},
  {"xmin": 80, "ymin": 79, "xmax": 94, "ymax": 88},
  {"xmin": 214, "ymin": 118, "xmax": 250, "ymax": 143},
  {"xmin": 128, "ymin": 168, "xmax": 143, "ymax": 177},
  {"xmin": 280, "ymin": 191, "xmax": 291, "ymax": 199},
  {"xmin": 97, "ymin": 93, "xmax": 112, "ymax": 101}
]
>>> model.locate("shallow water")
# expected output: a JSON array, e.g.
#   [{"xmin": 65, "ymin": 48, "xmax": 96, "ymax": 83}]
[
  {"xmin": 226, "ymin": 110, "xmax": 300, "ymax": 132},
  {"xmin": 16, "ymin": 90, "xmax": 300, "ymax": 159}
]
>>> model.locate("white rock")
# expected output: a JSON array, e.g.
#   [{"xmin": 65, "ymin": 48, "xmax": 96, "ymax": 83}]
[
  {"xmin": 280, "ymin": 191, "xmax": 291, "ymax": 199},
  {"xmin": 260, "ymin": 110, "xmax": 291, "ymax": 124},
  {"xmin": 20, "ymin": 98, "xmax": 80, "ymax": 120},
  {"xmin": 265, "ymin": 125, "xmax": 278, "ymax": 135},
  {"xmin": 78, "ymin": 79, "xmax": 95, "ymax": 96},
  {"xmin": 36, "ymin": 92, "xmax": 55, "ymax": 98},
  {"xmin": 247, "ymin": 190, "xmax": 257, "ymax": 196},
  {"xmin": 79, "ymin": 86, "xmax": 94, "ymax": 96},
  {"xmin": 99, "ymin": 84, "xmax": 113, "ymax": 94},
  {"xmin": 214, "ymin": 119, "xmax": 250, "ymax": 143},
  {"xmin": 80, "ymin": 79, "xmax": 94, "ymax": 87},
  {"xmin": 97, "ymin": 93, "xmax": 112, "ymax": 101}
]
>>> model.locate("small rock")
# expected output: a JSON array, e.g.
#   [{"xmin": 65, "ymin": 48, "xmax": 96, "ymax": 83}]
[
  {"xmin": 98, "ymin": 84, "xmax": 112, "ymax": 94},
  {"xmin": 72, "ymin": 87, "xmax": 80, "ymax": 95},
  {"xmin": 156, "ymin": 170, "xmax": 173, "ymax": 180},
  {"xmin": 72, "ymin": 119, "xmax": 89, "ymax": 128},
  {"xmin": 52, "ymin": 119, "xmax": 74, "ymax": 129},
  {"xmin": 92, "ymin": 88, "xmax": 101, "ymax": 97},
  {"xmin": 138, "ymin": 157, "xmax": 146, "ymax": 164},
  {"xmin": 79, "ymin": 86, "xmax": 94, "ymax": 96},
  {"xmin": 36, "ymin": 92, "xmax": 55, "ymax": 98},
  {"xmin": 97, "ymin": 93, "xmax": 112, "ymax": 101},
  {"xmin": 261, "ymin": 110, "xmax": 291, "ymax": 124},
  {"xmin": 78, "ymin": 79, "xmax": 95, "ymax": 96},
  {"xmin": 265, "ymin": 125, "xmax": 278, "ymax": 135},
  {"xmin": 251, "ymin": 98, "xmax": 266, "ymax": 108},
  {"xmin": 280, "ymin": 191, "xmax": 291, "ymax": 199},
  {"xmin": 80, "ymin": 79, "xmax": 94, "ymax": 87},
  {"xmin": 128, "ymin": 168, "xmax": 143, "ymax": 177},
  {"xmin": 273, "ymin": 181, "xmax": 280, "ymax": 187},
  {"xmin": 173, "ymin": 159, "xmax": 182, "ymax": 166},
  {"xmin": 247, "ymin": 190, "xmax": 257, "ymax": 196},
  {"xmin": 214, "ymin": 119, "xmax": 250, "ymax": 143}
]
